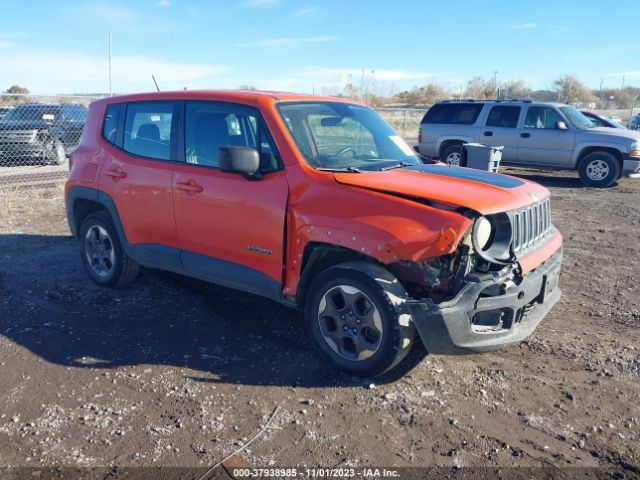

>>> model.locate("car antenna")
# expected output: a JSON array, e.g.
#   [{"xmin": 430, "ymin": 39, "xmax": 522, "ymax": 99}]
[{"xmin": 152, "ymin": 74, "xmax": 160, "ymax": 92}]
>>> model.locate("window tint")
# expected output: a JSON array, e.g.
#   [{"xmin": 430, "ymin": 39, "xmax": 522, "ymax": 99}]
[
  {"xmin": 102, "ymin": 104, "xmax": 121, "ymax": 145},
  {"xmin": 421, "ymin": 103, "xmax": 483, "ymax": 125},
  {"xmin": 486, "ymin": 106, "xmax": 521, "ymax": 128},
  {"xmin": 524, "ymin": 107, "xmax": 564, "ymax": 129},
  {"xmin": 123, "ymin": 102, "xmax": 174, "ymax": 160},
  {"xmin": 184, "ymin": 102, "xmax": 281, "ymax": 173}
]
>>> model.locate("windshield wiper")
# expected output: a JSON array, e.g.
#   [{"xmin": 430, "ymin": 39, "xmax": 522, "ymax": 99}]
[
  {"xmin": 378, "ymin": 162, "xmax": 414, "ymax": 171},
  {"xmin": 316, "ymin": 166, "xmax": 362, "ymax": 173}
]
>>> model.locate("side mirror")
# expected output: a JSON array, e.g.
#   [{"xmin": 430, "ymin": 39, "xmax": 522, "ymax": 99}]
[
  {"xmin": 555, "ymin": 121, "xmax": 568, "ymax": 130},
  {"xmin": 218, "ymin": 146, "xmax": 262, "ymax": 179}
]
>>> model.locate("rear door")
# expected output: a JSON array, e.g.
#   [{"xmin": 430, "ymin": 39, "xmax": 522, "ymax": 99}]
[
  {"xmin": 172, "ymin": 101, "xmax": 288, "ymax": 299},
  {"xmin": 98, "ymin": 101, "xmax": 181, "ymax": 270},
  {"xmin": 479, "ymin": 105, "xmax": 522, "ymax": 163},
  {"xmin": 517, "ymin": 105, "xmax": 575, "ymax": 166}
]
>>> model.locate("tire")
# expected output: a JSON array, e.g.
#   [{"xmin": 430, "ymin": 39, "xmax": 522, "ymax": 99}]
[
  {"xmin": 441, "ymin": 144, "xmax": 466, "ymax": 166},
  {"xmin": 46, "ymin": 140, "xmax": 67, "ymax": 166},
  {"xmin": 78, "ymin": 211, "xmax": 139, "ymax": 288},
  {"xmin": 304, "ymin": 261, "xmax": 415, "ymax": 377},
  {"xmin": 578, "ymin": 151, "xmax": 620, "ymax": 188}
]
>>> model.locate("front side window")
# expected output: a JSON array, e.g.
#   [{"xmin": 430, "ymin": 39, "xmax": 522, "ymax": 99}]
[
  {"xmin": 123, "ymin": 102, "xmax": 174, "ymax": 160},
  {"xmin": 524, "ymin": 107, "xmax": 564, "ymax": 129},
  {"xmin": 184, "ymin": 102, "xmax": 281, "ymax": 173},
  {"xmin": 486, "ymin": 106, "xmax": 521, "ymax": 128},
  {"xmin": 277, "ymin": 101, "xmax": 421, "ymax": 170}
]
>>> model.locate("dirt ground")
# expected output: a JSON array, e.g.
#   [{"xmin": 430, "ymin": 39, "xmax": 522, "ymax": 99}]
[{"xmin": 0, "ymin": 168, "xmax": 639, "ymax": 479}]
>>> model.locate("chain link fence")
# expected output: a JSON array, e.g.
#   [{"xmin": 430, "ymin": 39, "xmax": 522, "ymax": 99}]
[{"xmin": 0, "ymin": 94, "xmax": 102, "ymax": 188}]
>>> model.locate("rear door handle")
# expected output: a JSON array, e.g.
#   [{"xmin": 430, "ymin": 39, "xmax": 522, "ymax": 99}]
[
  {"xmin": 176, "ymin": 180, "xmax": 204, "ymax": 194},
  {"xmin": 483, "ymin": 131, "xmax": 493, "ymax": 136},
  {"xmin": 105, "ymin": 168, "xmax": 127, "ymax": 180},
  {"xmin": 520, "ymin": 132, "xmax": 531, "ymax": 138}
]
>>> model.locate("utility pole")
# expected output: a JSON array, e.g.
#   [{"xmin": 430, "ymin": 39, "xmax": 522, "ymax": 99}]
[
  {"xmin": 493, "ymin": 70, "xmax": 498, "ymax": 100},
  {"xmin": 621, "ymin": 73, "xmax": 626, "ymax": 91},
  {"xmin": 108, "ymin": 32, "xmax": 113, "ymax": 96},
  {"xmin": 360, "ymin": 68, "xmax": 365, "ymax": 103},
  {"xmin": 598, "ymin": 77, "xmax": 603, "ymax": 101}
]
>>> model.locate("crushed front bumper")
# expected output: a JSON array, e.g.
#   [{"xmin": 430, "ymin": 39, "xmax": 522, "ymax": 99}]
[{"xmin": 406, "ymin": 248, "xmax": 562, "ymax": 354}]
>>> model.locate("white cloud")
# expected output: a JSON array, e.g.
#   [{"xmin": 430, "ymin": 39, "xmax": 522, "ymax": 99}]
[
  {"xmin": 294, "ymin": 6, "xmax": 319, "ymax": 16},
  {"xmin": 236, "ymin": 35, "xmax": 337, "ymax": 47},
  {"xmin": 156, "ymin": 0, "xmax": 171, "ymax": 5},
  {"xmin": 0, "ymin": 41, "xmax": 15, "ymax": 49},
  {"xmin": 510, "ymin": 23, "xmax": 537, "ymax": 30},
  {"xmin": 295, "ymin": 67, "xmax": 433, "ymax": 82},
  {"xmin": 75, "ymin": 3, "xmax": 137, "ymax": 22},
  {"xmin": 0, "ymin": 49, "xmax": 231, "ymax": 93}
]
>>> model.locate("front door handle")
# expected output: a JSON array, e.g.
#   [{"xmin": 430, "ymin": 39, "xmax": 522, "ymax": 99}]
[
  {"xmin": 521, "ymin": 132, "xmax": 531, "ymax": 138},
  {"xmin": 483, "ymin": 131, "xmax": 493, "ymax": 136},
  {"xmin": 176, "ymin": 180, "xmax": 204, "ymax": 194},
  {"xmin": 105, "ymin": 168, "xmax": 127, "ymax": 180}
]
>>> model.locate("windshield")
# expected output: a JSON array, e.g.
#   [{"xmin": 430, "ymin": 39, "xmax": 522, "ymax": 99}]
[
  {"xmin": 277, "ymin": 101, "xmax": 421, "ymax": 171},
  {"xmin": 1, "ymin": 105, "xmax": 61, "ymax": 123},
  {"xmin": 559, "ymin": 106, "xmax": 594, "ymax": 129}
]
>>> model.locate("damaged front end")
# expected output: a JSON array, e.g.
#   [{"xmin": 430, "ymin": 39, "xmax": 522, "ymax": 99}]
[{"xmin": 390, "ymin": 198, "xmax": 563, "ymax": 354}]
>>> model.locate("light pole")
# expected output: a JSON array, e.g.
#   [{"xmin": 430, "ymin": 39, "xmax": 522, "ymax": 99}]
[
  {"xmin": 493, "ymin": 70, "xmax": 498, "ymax": 100},
  {"xmin": 631, "ymin": 94, "xmax": 639, "ymax": 122}
]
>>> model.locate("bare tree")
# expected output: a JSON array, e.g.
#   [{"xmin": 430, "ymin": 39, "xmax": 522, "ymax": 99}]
[
  {"xmin": 5, "ymin": 85, "xmax": 29, "ymax": 94},
  {"xmin": 553, "ymin": 75, "xmax": 593, "ymax": 104}
]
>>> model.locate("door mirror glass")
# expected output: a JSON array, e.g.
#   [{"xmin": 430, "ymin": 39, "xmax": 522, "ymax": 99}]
[
  {"xmin": 218, "ymin": 146, "xmax": 261, "ymax": 179},
  {"xmin": 555, "ymin": 121, "xmax": 568, "ymax": 130}
]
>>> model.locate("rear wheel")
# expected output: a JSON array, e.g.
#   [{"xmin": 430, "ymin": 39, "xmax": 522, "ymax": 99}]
[
  {"xmin": 304, "ymin": 261, "xmax": 415, "ymax": 377},
  {"xmin": 578, "ymin": 151, "xmax": 620, "ymax": 188},
  {"xmin": 78, "ymin": 211, "xmax": 139, "ymax": 288},
  {"xmin": 441, "ymin": 144, "xmax": 465, "ymax": 166}
]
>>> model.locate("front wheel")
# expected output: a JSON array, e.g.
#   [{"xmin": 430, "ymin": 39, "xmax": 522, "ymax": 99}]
[
  {"xmin": 441, "ymin": 144, "xmax": 466, "ymax": 166},
  {"xmin": 304, "ymin": 261, "xmax": 415, "ymax": 377},
  {"xmin": 578, "ymin": 151, "xmax": 620, "ymax": 188}
]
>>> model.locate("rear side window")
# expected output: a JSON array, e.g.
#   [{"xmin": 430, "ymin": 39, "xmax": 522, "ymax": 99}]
[
  {"xmin": 123, "ymin": 102, "xmax": 174, "ymax": 160},
  {"xmin": 486, "ymin": 106, "xmax": 521, "ymax": 128},
  {"xmin": 421, "ymin": 103, "xmax": 483, "ymax": 125},
  {"xmin": 102, "ymin": 104, "xmax": 121, "ymax": 145},
  {"xmin": 184, "ymin": 102, "xmax": 281, "ymax": 173}
]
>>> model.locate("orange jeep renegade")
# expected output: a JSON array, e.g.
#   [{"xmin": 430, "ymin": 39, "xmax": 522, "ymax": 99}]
[{"xmin": 65, "ymin": 90, "xmax": 563, "ymax": 377}]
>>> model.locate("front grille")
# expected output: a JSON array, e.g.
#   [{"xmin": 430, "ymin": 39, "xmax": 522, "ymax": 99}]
[
  {"xmin": 0, "ymin": 129, "xmax": 37, "ymax": 143},
  {"xmin": 509, "ymin": 198, "xmax": 551, "ymax": 254}
]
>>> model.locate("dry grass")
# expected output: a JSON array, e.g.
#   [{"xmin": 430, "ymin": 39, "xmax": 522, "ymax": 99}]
[{"xmin": 0, "ymin": 181, "xmax": 68, "ymax": 234}]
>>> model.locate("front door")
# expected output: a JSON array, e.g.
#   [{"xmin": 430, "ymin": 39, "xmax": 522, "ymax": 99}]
[
  {"xmin": 517, "ymin": 106, "xmax": 575, "ymax": 167},
  {"xmin": 172, "ymin": 101, "xmax": 288, "ymax": 300}
]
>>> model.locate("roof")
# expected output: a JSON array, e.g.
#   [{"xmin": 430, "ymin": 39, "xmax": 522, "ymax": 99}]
[{"xmin": 99, "ymin": 89, "xmax": 363, "ymax": 106}]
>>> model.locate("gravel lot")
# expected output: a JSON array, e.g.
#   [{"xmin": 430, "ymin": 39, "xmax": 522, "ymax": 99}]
[{"xmin": 0, "ymin": 168, "xmax": 639, "ymax": 478}]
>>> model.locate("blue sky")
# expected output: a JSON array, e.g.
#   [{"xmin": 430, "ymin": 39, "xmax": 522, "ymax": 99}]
[{"xmin": 0, "ymin": 0, "xmax": 639, "ymax": 94}]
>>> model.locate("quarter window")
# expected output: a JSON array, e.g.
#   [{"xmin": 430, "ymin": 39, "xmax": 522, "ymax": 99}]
[
  {"xmin": 524, "ymin": 107, "xmax": 564, "ymax": 129},
  {"xmin": 123, "ymin": 102, "xmax": 174, "ymax": 160},
  {"xmin": 486, "ymin": 106, "xmax": 521, "ymax": 128},
  {"xmin": 184, "ymin": 102, "xmax": 281, "ymax": 173},
  {"xmin": 102, "ymin": 104, "xmax": 121, "ymax": 145},
  {"xmin": 421, "ymin": 103, "xmax": 483, "ymax": 125}
]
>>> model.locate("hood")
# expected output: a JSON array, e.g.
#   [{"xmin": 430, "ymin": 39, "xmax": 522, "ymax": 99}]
[
  {"xmin": 584, "ymin": 126, "xmax": 640, "ymax": 141},
  {"xmin": 333, "ymin": 164, "xmax": 549, "ymax": 215}
]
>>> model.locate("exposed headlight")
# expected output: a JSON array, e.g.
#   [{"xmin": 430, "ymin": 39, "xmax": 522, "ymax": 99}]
[
  {"xmin": 630, "ymin": 142, "xmax": 640, "ymax": 158},
  {"xmin": 474, "ymin": 217, "xmax": 493, "ymax": 250},
  {"xmin": 472, "ymin": 214, "xmax": 513, "ymax": 264}
]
